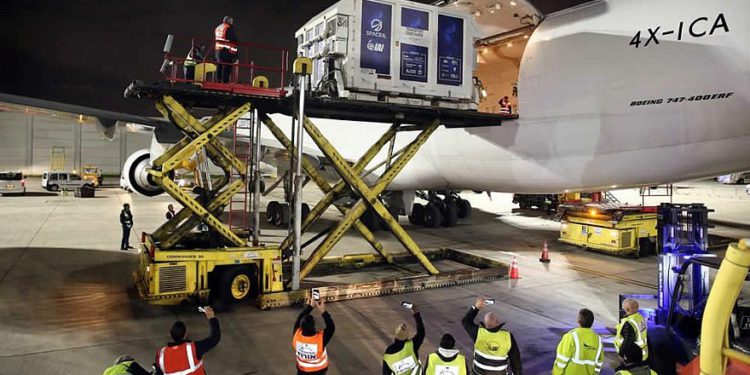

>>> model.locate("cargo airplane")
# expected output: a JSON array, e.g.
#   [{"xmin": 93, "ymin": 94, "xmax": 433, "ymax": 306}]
[{"xmin": 1, "ymin": 0, "xmax": 749, "ymax": 228}]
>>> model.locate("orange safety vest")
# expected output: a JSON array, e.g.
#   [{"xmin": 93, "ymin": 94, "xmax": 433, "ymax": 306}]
[
  {"xmin": 214, "ymin": 23, "xmax": 238, "ymax": 53},
  {"xmin": 293, "ymin": 328, "xmax": 329, "ymax": 372},
  {"xmin": 157, "ymin": 342, "xmax": 206, "ymax": 375}
]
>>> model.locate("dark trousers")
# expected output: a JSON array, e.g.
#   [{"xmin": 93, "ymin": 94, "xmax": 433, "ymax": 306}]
[
  {"xmin": 184, "ymin": 65, "xmax": 196, "ymax": 81},
  {"xmin": 121, "ymin": 226, "xmax": 131, "ymax": 249},
  {"xmin": 215, "ymin": 49, "xmax": 236, "ymax": 83}
]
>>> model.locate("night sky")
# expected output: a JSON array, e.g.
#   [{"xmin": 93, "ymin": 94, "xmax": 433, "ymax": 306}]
[{"xmin": 0, "ymin": 0, "xmax": 587, "ymax": 116}]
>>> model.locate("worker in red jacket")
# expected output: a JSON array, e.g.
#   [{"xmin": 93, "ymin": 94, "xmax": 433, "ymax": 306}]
[
  {"xmin": 214, "ymin": 16, "xmax": 238, "ymax": 83},
  {"xmin": 155, "ymin": 306, "xmax": 221, "ymax": 375}
]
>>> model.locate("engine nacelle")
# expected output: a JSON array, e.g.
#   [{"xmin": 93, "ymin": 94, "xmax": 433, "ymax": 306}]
[{"xmin": 122, "ymin": 149, "xmax": 164, "ymax": 197}]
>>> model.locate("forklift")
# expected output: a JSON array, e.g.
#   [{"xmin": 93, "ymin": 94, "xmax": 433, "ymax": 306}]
[{"xmin": 619, "ymin": 203, "xmax": 750, "ymax": 374}]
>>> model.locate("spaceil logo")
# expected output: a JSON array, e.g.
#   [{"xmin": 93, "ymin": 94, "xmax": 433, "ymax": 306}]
[{"xmin": 366, "ymin": 18, "xmax": 387, "ymax": 38}]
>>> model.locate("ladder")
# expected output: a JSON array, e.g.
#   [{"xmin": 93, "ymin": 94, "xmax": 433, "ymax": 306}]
[
  {"xmin": 604, "ymin": 191, "xmax": 621, "ymax": 204},
  {"xmin": 228, "ymin": 113, "xmax": 253, "ymax": 232},
  {"xmin": 50, "ymin": 146, "xmax": 65, "ymax": 171}
]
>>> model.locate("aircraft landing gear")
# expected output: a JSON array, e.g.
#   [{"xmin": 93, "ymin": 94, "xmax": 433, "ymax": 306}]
[{"xmin": 409, "ymin": 191, "xmax": 471, "ymax": 228}]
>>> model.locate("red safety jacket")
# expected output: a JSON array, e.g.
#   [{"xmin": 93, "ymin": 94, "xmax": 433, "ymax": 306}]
[
  {"xmin": 293, "ymin": 328, "xmax": 329, "ymax": 372},
  {"xmin": 214, "ymin": 23, "xmax": 238, "ymax": 53},
  {"xmin": 157, "ymin": 342, "xmax": 206, "ymax": 375}
]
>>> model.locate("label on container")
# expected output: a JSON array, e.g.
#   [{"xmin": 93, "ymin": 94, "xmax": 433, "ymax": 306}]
[
  {"xmin": 361, "ymin": 0, "xmax": 392, "ymax": 75},
  {"xmin": 400, "ymin": 7, "xmax": 429, "ymax": 83},
  {"xmin": 437, "ymin": 14, "xmax": 463, "ymax": 86},
  {"xmin": 400, "ymin": 44, "xmax": 428, "ymax": 82}
]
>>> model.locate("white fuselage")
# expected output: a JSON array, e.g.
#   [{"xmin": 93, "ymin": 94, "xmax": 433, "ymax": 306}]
[{"xmin": 269, "ymin": 0, "xmax": 750, "ymax": 194}]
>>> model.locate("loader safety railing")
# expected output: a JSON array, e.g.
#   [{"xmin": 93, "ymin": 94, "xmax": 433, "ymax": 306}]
[{"xmin": 159, "ymin": 34, "xmax": 289, "ymax": 98}]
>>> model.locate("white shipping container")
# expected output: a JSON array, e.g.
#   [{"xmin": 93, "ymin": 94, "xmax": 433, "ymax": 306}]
[{"xmin": 295, "ymin": 0, "xmax": 480, "ymax": 106}]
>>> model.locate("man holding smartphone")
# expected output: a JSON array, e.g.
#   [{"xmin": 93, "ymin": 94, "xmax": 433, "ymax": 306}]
[
  {"xmin": 155, "ymin": 306, "xmax": 220, "ymax": 375},
  {"xmin": 462, "ymin": 297, "xmax": 522, "ymax": 375},
  {"xmin": 382, "ymin": 302, "xmax": 425, "ymax": 375},
  {"xmin": 293, "ymin": 299, "xmax": 335, "ymax": 374}
]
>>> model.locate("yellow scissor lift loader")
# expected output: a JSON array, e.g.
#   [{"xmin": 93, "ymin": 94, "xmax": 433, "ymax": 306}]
[
  {"xmin": 135, "ymin": 96, "xmax": 285, "ymax": 306},
  {"xmin": 559, "ymin": 203, "xmax": 658, "ymax": 258},
  {"xmin": 128, "ymin": 55, "xmax": 516, "ymax": 309}
]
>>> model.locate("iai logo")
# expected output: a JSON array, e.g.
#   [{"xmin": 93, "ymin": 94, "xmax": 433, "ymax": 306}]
[
  {"xmin": 371, "ymin": 18, "xmax": 383, "ymax": 32},
  {"xmin": 366, "ymin": 40, "xmax": 385, "ymax": 52}
]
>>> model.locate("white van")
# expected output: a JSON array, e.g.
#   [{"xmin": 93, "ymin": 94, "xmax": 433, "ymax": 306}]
[
  {"xmin": 41, "ymin": 171, "xmax": 94, "ymax": 191},
  {"xmin": 0, "ymin": 171, "xmax": 26, "ymax": 195}
]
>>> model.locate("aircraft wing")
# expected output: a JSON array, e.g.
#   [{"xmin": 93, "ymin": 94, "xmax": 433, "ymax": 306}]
[{"xmin": 0, "ymin": 92, "xmax": 172, "ymax": 141}]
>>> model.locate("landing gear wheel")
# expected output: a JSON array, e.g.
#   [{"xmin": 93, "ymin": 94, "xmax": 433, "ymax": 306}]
[
  {"xmin": 361, "ymin": 208, "xmax": 380, "ymax": 231},
  {"xmin": 423, "ymin": 203, "xmax": 442, "ymax": 228},
  {"xmin": 217, "ymin": 267, "xmax": 255, "ymax": 306},
  {"xmin": 457, "ymin": 198, "xmax": 472, "ymax": 219},
  {"xmin": 379, "ymin": 206, "xmax": 400, "ymax": 230},
  {"xmin": 442, "ymin": 199, "xmax": 459, "ymax": 227},
  {"xmin": 409, "ymin": 204, "xmax": 424, "ymax": 226},
  {"xmin": 266, "ymin": 201, "xmax": 279, "ymax": 223},
  {"xmin": 301, "ymin": 203, "xmax": 311, "ymax": 223},
  {"xmin": 274, "ymin": 202, "xmax": 290, "ymax": 227}
]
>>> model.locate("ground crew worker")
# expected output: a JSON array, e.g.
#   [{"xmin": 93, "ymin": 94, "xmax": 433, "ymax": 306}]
[
  {"xmin": 614, "ymin": 342, "xmax": 656, "ymax": 375},
  {"xmin": 184, "ymin": 44, "xmax": 205, "ymax": 81},
  {"xmin": 423, "ymin": 333, "xmax": 468, "ymax": 375},
  {"xmin": 166, "ymin": 204, "xmax": 176, "ymax": 220},
  {"xmin": 293, "ymin": 299, "xmax": 335, "ymax": 374},
  {"xmin": 102, "ymin": 355, "xmax": 150, "ymax": 375},
  {"xmin": 214, "ymin": 16, "xmax": 238, "ymax": 83},
  {"xmin": 155, "ymin": 306, "xmax": 220, "ymax": 375},
  {"xmin": 553, "ymin": 308, "xmax": 603, "ymax": 375},
  {"xmin": 615, "ymin": 299, "xmax": 648, "ymax": 362},
  {"xmin": 462, "ymin": 297, "xmax": 521, "ymax": 375},
  {"xmin": 499, "ymin": 96, "xmax": 512, "ymax": 115},
  {"xmin": 383, "ymin": 303, "xmax": 425, "ymax": 375},
  {"xmin": 120, "ymin": 203, "xmax": 133, "ymax": 250}
]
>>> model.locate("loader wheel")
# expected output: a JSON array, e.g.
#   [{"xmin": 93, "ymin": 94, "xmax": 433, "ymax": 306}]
[{"xmin": 218, "ymin": 267, "xmax": 256, "ymax": 305}]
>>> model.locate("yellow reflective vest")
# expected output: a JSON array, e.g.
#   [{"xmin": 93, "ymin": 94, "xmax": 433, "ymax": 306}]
[
  {"xmin": 553, "ymin": 327, "xmax": 603, "ymax": 375},
  {"xmin": 614, "ymin": 313, "xmax": 648, "ymax": 361},
  {"xmin": 425, "ymin": 352, "xmax": 467, "ymax": 375},
  {"xmin": 383, "ymin": 340, "xmax": 420, "ymax": 375},
  {"xmin": 473, "ymin": 328, "xmax": 511, "ymax": 374}
]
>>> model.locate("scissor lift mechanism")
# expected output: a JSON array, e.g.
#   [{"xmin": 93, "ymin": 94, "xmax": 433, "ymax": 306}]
[{"xmin": 127, "ymin": 75, "xmax": 514, "ymax": 308}]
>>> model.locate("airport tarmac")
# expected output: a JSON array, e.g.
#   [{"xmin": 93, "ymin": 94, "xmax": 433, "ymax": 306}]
[{"xmin": 0, "ymin": 178, "xmax": 747, "ymax": 374}]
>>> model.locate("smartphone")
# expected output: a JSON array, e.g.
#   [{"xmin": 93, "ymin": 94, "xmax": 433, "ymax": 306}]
[
  {"xmin": 198, "ymin": 306, "xmax": 207, "ymax": 313},
  {"xmin": 485, "ymin": 298, "xmax": 495, "ymax": 305},
  {"xmin": 312, "ymin": 288, "xmax": 321, "ymax": 301},
  {"xmin": 401, "ymin": 301, "xmax": 413, "ymax": 309}
]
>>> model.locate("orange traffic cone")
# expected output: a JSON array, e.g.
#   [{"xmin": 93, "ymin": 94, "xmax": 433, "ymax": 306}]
[
  {"xmin": 539, "ymin": 241, "xmax": 551, "ymax": 263},
  {"xmin": 509, "ymin": 256, "xmax": 521, "ymax": 279}
]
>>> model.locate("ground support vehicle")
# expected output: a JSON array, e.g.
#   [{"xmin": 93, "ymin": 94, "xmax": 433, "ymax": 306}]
[
  {"xmin": 559, "ymin": 203, "xmax": 657, "ymax": 257},
  {"xmin": 0, "ymin": 171, "xmax": 26, "ymax": 195}
]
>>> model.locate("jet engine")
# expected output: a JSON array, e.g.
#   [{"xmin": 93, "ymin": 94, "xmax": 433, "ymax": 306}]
[{"xmin": 122, "ymin": 149, "xmax": 164, "ymax": 197}]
